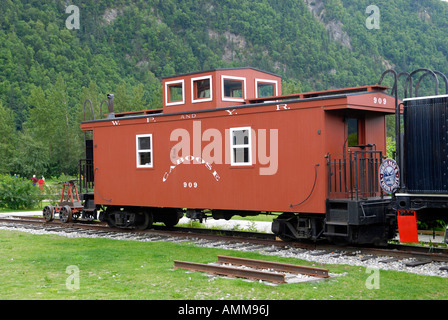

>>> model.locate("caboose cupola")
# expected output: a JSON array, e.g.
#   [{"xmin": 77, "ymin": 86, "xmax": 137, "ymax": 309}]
[{"xmin": 162, "ymin": 67, "xmax": 281, "ymax": 114}]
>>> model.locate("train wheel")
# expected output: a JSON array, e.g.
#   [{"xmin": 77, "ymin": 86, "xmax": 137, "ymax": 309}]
[
  {"xmin": 105, "ymin": 213, "xmax": 116, "ymax": 227},
  {"xmin": 162, "ymin": 208, "xmax": 182, "ymax": 227},
  {"xmin": 43, "ymin": 205, "xmax": 55, "ymax": 222},
  {"xmin": 271, "ymin": 213, "xmax": 297, "ymax": 241},
  {"xmin": 103, "ymin": 207, "xmax": 116, "ymax": 227},
  {"xmin": 136, "ymin": 211, "xmax": 153, "ymax": 230},
  {"xmin": 60, "ymin": 205, "xmax": 72, "ymax": 223}
]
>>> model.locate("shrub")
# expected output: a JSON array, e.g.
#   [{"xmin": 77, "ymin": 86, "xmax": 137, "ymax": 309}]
[
  {"xmin": 0, "ymin": 175, "xmax": 43, "ymax": 210},
  {"xmin": 43, "ymin": 183, "xmax": 63, "ymax": 207}
]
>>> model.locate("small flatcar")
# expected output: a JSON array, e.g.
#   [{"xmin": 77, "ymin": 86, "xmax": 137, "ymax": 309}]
[{"xmin": 74, "ymin": 67, "xmax": 399, "ymax": 245}]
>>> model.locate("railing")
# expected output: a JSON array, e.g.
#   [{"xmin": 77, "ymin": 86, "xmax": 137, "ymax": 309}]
[
  {"xmin": 78, "ymin": 159, "xmax": 94, "ymax": 194},
  {"xmin": 327, "ymin": 150, "xmax": 383, "ymax": 200}
]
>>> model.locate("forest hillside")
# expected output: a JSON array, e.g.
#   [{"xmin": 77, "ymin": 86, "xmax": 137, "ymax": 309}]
[{"xmin": 1, "ymin": 0, "xmax": 448, "ymax": 176}]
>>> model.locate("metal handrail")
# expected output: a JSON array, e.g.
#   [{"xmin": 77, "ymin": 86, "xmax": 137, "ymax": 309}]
[{"xmin": 328, "ymin": 150, "xmax": 383, "ymax": 200}]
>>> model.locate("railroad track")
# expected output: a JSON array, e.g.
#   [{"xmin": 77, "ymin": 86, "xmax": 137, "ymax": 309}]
[
  {"xmin": 0, "ymin": 215, "xmax": 276, "ymax": 239},
  {"xmin": 1, "ymin": 216, "xmax": 448, "ymax": 277}
]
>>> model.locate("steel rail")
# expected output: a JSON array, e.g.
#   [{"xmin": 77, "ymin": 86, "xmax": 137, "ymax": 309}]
[
  {"xmin": 216, "ymin": 255, "xmax": 329, "ymax": 278},
  {"xmin": 173, "ymin": 260, "xmax": 287, "ymax": 283}
]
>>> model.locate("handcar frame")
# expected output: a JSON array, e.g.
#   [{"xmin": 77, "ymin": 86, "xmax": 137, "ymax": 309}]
[{"xmin": 43, "ymin": 180, "xmax": 96, "ymax": 223}]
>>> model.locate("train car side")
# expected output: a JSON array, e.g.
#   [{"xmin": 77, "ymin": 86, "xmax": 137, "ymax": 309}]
[
  {"xmin": 82, "ymin": 99, "xmax": 328, "ymax": 215},
  {"xmin": 79, "ymin": 68, "xmax": 398, "ymax": 244}
]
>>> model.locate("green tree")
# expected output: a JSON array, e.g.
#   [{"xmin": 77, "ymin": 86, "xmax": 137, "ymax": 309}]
[
  {"xmin": 25, "ymin": 76, "xmax": 81, "ymax": 176},
  {"xmin": 0, "ymin": 100, "xmax": 16, "ymax": 174},
  {"xmin": 10, "ymin": 131, "xmax": 48, "ymax": 178}
]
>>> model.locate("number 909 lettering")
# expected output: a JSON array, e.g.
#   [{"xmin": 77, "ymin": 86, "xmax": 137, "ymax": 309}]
[{"xmin": 183, "ymin": 181, "xmax": 198, "ymax": 188}]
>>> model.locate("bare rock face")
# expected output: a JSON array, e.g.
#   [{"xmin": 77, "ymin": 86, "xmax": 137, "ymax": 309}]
[
  {"xmin": 303, "ymin": 0, "xmax": 352, "ymax": 50},
  {"xmin": 324, "ymin": 20, "xmax": 352, "ymax": 50}
]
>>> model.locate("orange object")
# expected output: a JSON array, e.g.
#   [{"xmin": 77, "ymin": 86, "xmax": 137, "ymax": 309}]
[{"xmin": 397, "ymin": 210, "xmax": 419, "ymax": 243}]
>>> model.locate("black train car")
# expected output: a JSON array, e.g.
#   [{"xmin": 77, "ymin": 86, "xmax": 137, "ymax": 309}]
[{"xmin": 391, "ymin": 69, "xmax": 448, "ymax": 241}]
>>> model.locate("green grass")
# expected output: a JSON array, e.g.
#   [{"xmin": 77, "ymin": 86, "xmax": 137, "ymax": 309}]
[
  {"xmin": 0, "ymin": 201, "xmax": 49, "ymax": 213},
  {"xmin": 1, "ymin": 230, "xmax": 448, "ymax": 300},
  {"xmin": 230, "ymin": 214, "xmax": 277, "ymax": 222}
]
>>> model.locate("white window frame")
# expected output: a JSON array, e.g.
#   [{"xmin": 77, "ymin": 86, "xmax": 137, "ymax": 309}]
[
  {"xmin": 222, "ymin": 75, "xmax": 246, "ymax": 102},
  {"xmin": 191, "ymin": 75, "xmax": 213, "ymax": 103},
  {"xmin": 165, "ymin": 79, "xmax": 185, "ymax": 106},
  {"xmin": 136, "ymin": 134, "xmax": 153, "ymax": 168},
  {"xmin": 230, "ymin": 127, "xmax": 252, "ymax": 166},
  {"xmin": 255, "ymin": 79, "xmax": 278, "ymax": 98}
]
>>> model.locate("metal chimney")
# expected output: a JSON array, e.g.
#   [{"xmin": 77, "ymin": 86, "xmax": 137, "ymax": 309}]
[{"xmin": 106, "ymin": 93, "xmax": 115, "ymax": 118}]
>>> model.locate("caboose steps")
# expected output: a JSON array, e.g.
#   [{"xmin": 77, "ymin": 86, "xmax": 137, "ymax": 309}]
[
  {"xmin": 326, "ymin": 198, "xmax": 392, "ymax": 224},
  {"xmin": 271, "ymin": 198, "xmax": 395, "ymax": 245},
  {"xmin": 324, "ymin": 221, "xmax": 349, "ymax": 237},
  {"xmin": 324, "ymin": 198, "xmax": 395, "ymax": 245}
]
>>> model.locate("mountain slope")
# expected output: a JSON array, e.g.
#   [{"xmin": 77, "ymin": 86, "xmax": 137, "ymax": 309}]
[{"xmin": 1, "ymin": 0, "xmax": 448, "ymax": 175}]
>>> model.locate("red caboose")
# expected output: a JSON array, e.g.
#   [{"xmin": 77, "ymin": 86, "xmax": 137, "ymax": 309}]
[{"xmin": 80, "ymin": 67, "xmax": 396, "ymax": 244}]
